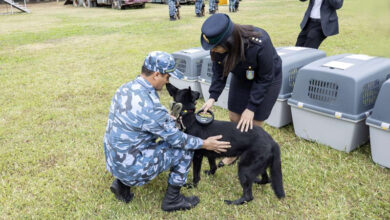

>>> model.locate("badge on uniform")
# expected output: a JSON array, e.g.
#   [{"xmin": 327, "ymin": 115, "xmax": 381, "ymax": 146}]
[{"xmin": 246, "ymin": 66, "xmax": 254, "ymax": 80}]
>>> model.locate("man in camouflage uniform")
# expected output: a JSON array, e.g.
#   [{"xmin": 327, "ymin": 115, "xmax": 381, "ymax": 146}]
[
  {"xmin": 195, "ymin": 0, "xmax": 204, "ymax": 17},
  {"xmin": 104, "ymin": 51, "xmax": 230, "ymax": 212},
  {"xmin": 229, "ymin": 0, "xmax": 238, "ymax": 12},
  {"xmin": 168, "ymin": 0, "xmax": 178, "ymax": 21},
  {"xmin": 209, "ymin": 0, "xmax": 217, "ymax": 14}
]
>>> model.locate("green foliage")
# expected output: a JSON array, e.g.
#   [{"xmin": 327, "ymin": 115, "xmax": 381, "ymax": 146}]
[{"xmin": 1, "ymin": 0, "xmax": 389, "ymax": 219}]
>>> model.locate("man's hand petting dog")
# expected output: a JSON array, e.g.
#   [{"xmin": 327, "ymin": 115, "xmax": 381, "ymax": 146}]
[
  {"xmin": 236, "ymin": 109, "xmax": 254, "ymax": 132},
  {"xmin": 202, "ymin": 135, "xmax": 231, "ymax": 154}
]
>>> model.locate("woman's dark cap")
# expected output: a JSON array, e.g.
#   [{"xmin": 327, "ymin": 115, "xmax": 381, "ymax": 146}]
[{"xmin": 200, "ymin": 13, "xmax": 234, "ymax": 50}]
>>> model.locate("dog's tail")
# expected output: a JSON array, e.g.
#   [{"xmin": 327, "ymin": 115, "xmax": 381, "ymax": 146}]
[{"xmin": 270, "ymin": 142, "xmax": 285, "ymax": 199}]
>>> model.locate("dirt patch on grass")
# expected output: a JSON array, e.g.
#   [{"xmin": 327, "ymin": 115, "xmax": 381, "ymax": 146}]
[{"xmin": 39, "ymin": 154, "xmax": 58, "ymax": 169}]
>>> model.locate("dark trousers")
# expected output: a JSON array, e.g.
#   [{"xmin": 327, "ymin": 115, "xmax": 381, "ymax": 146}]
[{"xmin": 295, "ymin": 18, "xmax": 327, "ymax": 49}]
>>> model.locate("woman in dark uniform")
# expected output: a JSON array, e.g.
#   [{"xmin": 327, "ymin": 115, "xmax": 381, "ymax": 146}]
[{"xmin": 200, "ymin": 13, "xmax": 282, "ymax": 166}]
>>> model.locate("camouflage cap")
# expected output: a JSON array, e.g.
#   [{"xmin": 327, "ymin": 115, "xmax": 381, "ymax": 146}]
[{"xmin": 144, "ymin": 51, "xmax": 184, "ymax": 79}]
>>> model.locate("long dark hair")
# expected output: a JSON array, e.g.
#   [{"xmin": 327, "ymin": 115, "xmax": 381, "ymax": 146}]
[{"xmin": 211, "ymin": 24, "xmax": 261, "ymax": 77}]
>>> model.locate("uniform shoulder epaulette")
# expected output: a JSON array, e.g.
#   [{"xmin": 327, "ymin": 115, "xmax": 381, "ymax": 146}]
[{"xmin": 250, "ymin": 37, "xmax": 263, "ymax": 45}]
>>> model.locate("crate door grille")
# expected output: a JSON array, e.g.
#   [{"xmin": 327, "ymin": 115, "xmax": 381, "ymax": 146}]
[
  {"xmin": 288, "ymin": 67, "xmax": 300, "ymax": 90},
  {"xmin": 207, "ymin": 62, "xmax": 213, "ymax": 78},
  {"xmin": 196, "ymin": 60, "xmax": 203, "ymax": 76},
  {"xmin": 362, "ymin": 80, "xmax": 381, "ymax": 106},
  {"xmin": 175, "ymin": 58, "xmax": 187, "ymax": 75},
  {"xmin": 307, "ymin": 79, "xmax": 338, "ymax": 103}
]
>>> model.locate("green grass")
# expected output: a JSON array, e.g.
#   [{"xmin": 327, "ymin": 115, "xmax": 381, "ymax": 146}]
[{"xmin": 1, "ymin": 0, "xmax": 390, "ymax": 219}]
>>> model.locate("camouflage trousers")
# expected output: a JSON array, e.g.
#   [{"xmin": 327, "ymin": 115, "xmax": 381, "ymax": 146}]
[
  {"xmin": 209, "ymin": 0, "xmax": 216, "ymax": 12},
  {"xmin": 168, "ymin": 0, "xmax": 178, "ymax": 17},
  {"xmin": 116, "ymin": 141, "xmax": 194, "ymax": 187},
  {"xmin": 229, "ymin": 0, "xmax": 237, "ymax": 11},
  {"xmin": 195, "ymin": 0, "xmax": 204, "ymax": 15}
]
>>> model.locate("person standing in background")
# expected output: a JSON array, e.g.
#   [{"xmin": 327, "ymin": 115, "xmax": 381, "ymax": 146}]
[
  {"xmin": 296, "ymin": 0, "xmax": 343, "ymax": 49},
  {"xmin": 168, "ymin": 0, "xmax": 179, "ymax": 21},
  {"xmin": 209, "ymin": 0, "xmax": 217, "ymax": 14},
  {"xmin": 229, "ymin": 0, "xmax": 238, "ymax": 12},
  {"xmin": 195, "ymin": 0, "xmax": 205, "ymax": 17}
]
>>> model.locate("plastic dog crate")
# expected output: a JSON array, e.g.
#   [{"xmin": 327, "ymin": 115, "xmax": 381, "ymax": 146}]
[
  {"xmin": 265, "ymin": 47, "xmax": 326, "ymax": 128},
  {"xmin": 169, "ymin": 47, "xmax": 209, "ymax": 98},
  {"xmin": 288, "ymin": 54, "xmax": 390, "ymax": 152},
  {"xmin": 198, "ymin": 55, "xmax": 232, "ymax": 109},
  {"xmin": 366, "ymin": 78, "xmax": 390, "ymax": 168}
]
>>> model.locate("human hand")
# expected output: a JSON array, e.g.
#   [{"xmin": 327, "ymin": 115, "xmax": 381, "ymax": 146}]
[
  {"xmin": 169, "ymin": 115, "xmax": 177, "ymax": 120},
  {"xmin": 202, "ymin": 135, "xmax": 231, "ymax": 153},
  {"xmin": 236, "ymin": 109, "xmax": 254, "ymax": 132},
  {"xmin": 201, "ymin": 98, "xmax": 215, "ymax": 113}
]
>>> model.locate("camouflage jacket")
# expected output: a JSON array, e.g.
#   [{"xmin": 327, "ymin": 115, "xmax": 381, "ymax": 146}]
[{"xmin": 103, "ymin": 76, "xmax": 203, "ymax": 179}]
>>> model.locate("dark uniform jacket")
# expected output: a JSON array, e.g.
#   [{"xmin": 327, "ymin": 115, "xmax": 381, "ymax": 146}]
[
  {"xmin": 208, "ymin": 27, "xmax": 282, "ymax": 113},
  {"xmin": 299, "ymin": 0, "xmax": 344, "ymax": 36}
]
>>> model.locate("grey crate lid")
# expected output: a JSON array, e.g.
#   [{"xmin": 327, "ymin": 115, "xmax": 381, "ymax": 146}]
[
  {"xmin": 366, "ymin": 78, "xmax": 390, "ymax": 130},
  {"xmin": 276, "ymin": 47, "xmax": 326, "ymax": 100},
  {"xmin": 199, "ymin": 55, "xmax": 232, "ymax": 88},
  {"xmin": 172, "ymin": 47, "xmax": 210, "ymax": 80},
  {"xmin": 288, "ymin": 54, "xmax": 390, "ymax": 121}
]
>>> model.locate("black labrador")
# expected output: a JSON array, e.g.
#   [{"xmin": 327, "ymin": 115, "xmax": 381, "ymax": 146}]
[{"xmin": 166, "ymin": 84, "xmax": 285, "ymax": 205}]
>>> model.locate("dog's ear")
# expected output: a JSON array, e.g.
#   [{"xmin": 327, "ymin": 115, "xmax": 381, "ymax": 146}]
[
  {"xmin": 191, "ymin": 91, "xmax": 200, "ymax": 103},
  {"xmin": 166, "ymin": 83, "xmax": 178, "ymax": 97}
]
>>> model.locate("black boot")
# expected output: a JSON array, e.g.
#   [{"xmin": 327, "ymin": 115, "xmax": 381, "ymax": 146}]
[
  {"xmin": 170, "ymin": 15, "xmax": 176, "ymax": 21},
  {"xmin": 161, "ymin": 184, "xmax": 200, "ymax": 212},
  {"xmin": 110, "ymin": 179, "xmax": 134, "ymax": 203}
]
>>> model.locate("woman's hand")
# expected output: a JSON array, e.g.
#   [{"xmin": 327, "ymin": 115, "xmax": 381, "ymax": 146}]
[
  {"xmin": 236, "ymin": 109, "xmax": 254, "ymax": 132},
  {"xmin": 201, "ymin": 98, "xmax": 215, "ymax": 113}
]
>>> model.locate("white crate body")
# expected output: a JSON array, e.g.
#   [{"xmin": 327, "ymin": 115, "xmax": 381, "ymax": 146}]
[
  {"xmin": 366, "ymin": 78, "xmax": 390, "ymax": 168},
  {"xmin": 266, "ymin": 99, "xmax": 292, "ymax": 128},
  {"xmin": 368, "ymin": 127, "xmax": 390, "ymax": 168},
  {"xmin": 291, "ymin": 106, "xmax": 369, "ymax": 152}
]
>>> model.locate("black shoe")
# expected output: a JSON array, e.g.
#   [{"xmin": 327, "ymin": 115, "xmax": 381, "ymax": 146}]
[
  {"xmin": 161, "ymin": 184, "xmax": 199, "ymax": 212},
  {"xmin": 217, "ymin": 160, "xmax": 225, "ymax": 168},
  {"xmin": 209, "ymin": 10, "xmax": 215, "ymax": 14},
  {"xmin": 196, "ymin": 13, "xmax": 202, "ymax": 17},
  {"xmin": 184, "ymin": 195, "xmax": 200, "ymax": 205},
  {"xmin": 110, "ymin": 179, "xmax": 134, "ymax": 203},
  {"xmin": 170, "ymin": 16, "xmax": 176, "ymax": 21}
]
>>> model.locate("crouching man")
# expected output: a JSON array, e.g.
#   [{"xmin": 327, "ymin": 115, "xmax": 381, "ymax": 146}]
[{"xmin": 103, "ymin": 51, "xmax": 231, "ymax": 212}]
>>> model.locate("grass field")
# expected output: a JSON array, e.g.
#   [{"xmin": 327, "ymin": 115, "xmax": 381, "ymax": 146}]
[{"xmin": 1, "ymin": 0, "xmax": 390, "ymax": 219}]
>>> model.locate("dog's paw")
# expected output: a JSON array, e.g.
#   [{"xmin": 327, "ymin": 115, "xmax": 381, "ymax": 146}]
[{"xmin": 224, "ymin": 197, "xmax": 252, "ymax": 205}]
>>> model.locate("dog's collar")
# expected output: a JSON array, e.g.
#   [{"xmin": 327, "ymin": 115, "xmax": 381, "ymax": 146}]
[
  {"xmin": 179, "ymin": 109, "xmax": 194, "ymax": 116},
  {"xmin": 176, "ymin": 109, "xmax": 195, "ymax": 132}
]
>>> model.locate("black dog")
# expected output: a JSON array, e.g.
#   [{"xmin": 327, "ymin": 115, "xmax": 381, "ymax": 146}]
[{"xmin": 166, "ymin": 84, "xmax": 285, "ymax": 205}]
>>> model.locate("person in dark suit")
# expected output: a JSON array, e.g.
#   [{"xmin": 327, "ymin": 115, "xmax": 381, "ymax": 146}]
[
  {"xmin": 200, "ymin": 14, "xmax": 282, "ymax": 166},
  {"xmin": 296, "ymin": 0, "xmax": 344, "ymax": 49}
]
